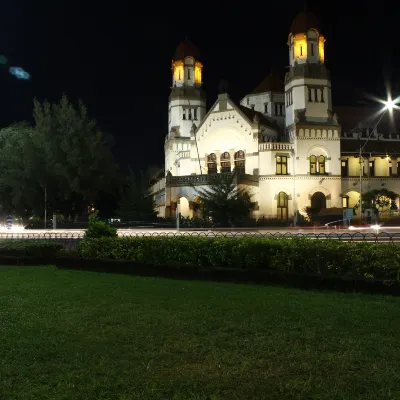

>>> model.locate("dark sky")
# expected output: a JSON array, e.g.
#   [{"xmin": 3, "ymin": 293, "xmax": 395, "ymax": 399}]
[{"xmin": 0, "ymin": 1, "xmax": 398, "ymax": 172}]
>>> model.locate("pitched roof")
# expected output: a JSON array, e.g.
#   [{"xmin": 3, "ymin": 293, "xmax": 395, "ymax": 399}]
[
  {"xmin": 173, "ymin": 39, "xmax": 200, "ymax": 62},
  {"xmin": 237, "ymin": 105, "xmax": 280, "ymax": 130},
  {"xmin": 290, "ymin": 11, "xmax": 321, "ymax": 34},
  {"xmin": 333, "ymin": 105, "xmax": 400, "ymax": 134},
  {"xmin": 341, "ymin": 139, "xmax": 400, "ymax": 156},
  {"xmin": 251, "ymin": 73, "xmax": 284, "ymax": 94}
]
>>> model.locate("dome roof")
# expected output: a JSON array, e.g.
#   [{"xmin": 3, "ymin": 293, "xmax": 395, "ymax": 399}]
[
  {"xmin": 251, "ymin": 73, "xmax": 284, "ymax": 94},
  {"xmin": 290, "ymin": 12, "xmax": 321, "ymax": 34},
  {"xmin": 173, "ymin": 39, "xmax": 201, "ymax": 61}
]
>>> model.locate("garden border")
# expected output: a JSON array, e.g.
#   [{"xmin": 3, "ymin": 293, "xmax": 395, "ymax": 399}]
[{"xmin": 0, "ymin": 255, "xmax": 398, "ymax": 296}]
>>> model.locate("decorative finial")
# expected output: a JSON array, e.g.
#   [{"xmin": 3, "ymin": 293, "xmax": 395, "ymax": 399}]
[{"xmin": 218, "ymin": 79, "xmax": 229, "ymax": 94}]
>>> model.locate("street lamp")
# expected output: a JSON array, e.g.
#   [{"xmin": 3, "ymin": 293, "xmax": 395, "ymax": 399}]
[{"xmin": 359, "ymin": 99, "xmax": 395, "ymax": 224}]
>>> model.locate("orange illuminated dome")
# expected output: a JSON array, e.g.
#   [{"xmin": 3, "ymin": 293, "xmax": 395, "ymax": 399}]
[
  {"xmin": 173, "ymin": 39, "xmax": 201, "ymax": 61},
  {"xmin": 290, "ymin": 11, "xmax": 321, "ymax": 34}
]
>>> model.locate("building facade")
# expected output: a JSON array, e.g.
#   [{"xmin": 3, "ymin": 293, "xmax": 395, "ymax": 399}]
[{"xmin": 150, "ymin": 12, "xmax": 400, "ymax": 222}]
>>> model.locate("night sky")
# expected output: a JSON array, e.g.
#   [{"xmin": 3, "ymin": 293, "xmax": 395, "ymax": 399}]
[{"xmin": 0, "ymin": 1, "xmax": 398, "ymax": 172}]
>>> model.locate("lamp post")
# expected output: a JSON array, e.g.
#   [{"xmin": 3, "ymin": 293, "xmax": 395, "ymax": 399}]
[
  {"xmin": 292, "ymin": 148, "xmax": 297, "ymax": 226},
  {"xmin": 359, "ymin": 99, "xmax": 394, "ymax": 224}
]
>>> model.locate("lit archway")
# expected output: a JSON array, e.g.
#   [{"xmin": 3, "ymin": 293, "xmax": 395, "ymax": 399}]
[
  {"xmin": 179, "ymin": 197, "xmax": 190, "ymax": 218},
  {"xmin": 344, "ymin": 190, "xmax": 360, "ymax": 209}
]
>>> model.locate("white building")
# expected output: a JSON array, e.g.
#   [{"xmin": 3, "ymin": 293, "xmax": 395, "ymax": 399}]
[{"xmin": 150, "ymin": 12, "xmax": 400, "ymax": 222}]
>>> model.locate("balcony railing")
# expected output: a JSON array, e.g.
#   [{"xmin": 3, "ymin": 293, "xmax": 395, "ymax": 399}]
[
  {"xmin": 259, "ymin": 143, "xmax": 292, "ymax": 151},
  {"xmin": 167, "ymin": 172, "xmax": 259, "ymax": 187}
]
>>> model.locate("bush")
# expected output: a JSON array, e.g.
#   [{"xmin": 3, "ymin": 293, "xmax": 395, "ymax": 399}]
[
  {"xmin": 77, "ymin": 236, "xmax": 400, "ymax": 282},
  {"xmin": 84, "ymin": 211, "xmax": 117, "ymax": 239},
  {"xmin": 0, "ymin": 240, "xmax": 62, "ymax": 257}
]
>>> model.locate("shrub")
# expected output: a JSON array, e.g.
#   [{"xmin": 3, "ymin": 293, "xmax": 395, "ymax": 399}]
[
  {"xmin": 84, "ymin": 211, "xmax": 117, "ymax": 239},
  {"xmin": 0, "ymin": 240, "xmax": 62, "ymax": 257},
  {"xmin": 77, "ymin": 236, "xmax": 400, "ymax": 282}
]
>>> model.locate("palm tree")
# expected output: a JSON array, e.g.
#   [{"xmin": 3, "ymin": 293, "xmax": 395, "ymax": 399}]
[{"xmin": 194, "ymin": 172, "xmax": 253, "ymax": 226}]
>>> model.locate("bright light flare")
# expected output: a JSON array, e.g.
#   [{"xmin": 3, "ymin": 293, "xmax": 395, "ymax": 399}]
[
  {"xmin": 0, "ymin": 224, "xmax": 26, "ymax": 233},
  {"xmin": 371, "ymin": 224, "xmax": 381, "ymax": 230},
  {"xmin": 375, "ymin": 94, "xmax": 400, "ymax": 111}
]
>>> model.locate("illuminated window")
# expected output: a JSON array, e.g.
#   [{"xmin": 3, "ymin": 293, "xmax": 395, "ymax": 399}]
[
  {"xmin": 318, "ymin": 155, "xmax": 325, "ymax": 174},
  {"xmin": 207, "ymin": 153, "xmax": 217, "ymax": 174},
  {"xmin": 234, "ymin": 150, "xmax": 245, "ymax": 173},
  {"xmin": 342, "ymin": 196, "xmax": 349, "ymax": 208},
  {"xmin": 310, "ymin": 155, "xmax": 317, "ymax": 174},
  {"xmin": 319, "ymin": 37, "xmax": 325, "ymax": 62},
  {"xmin": 220, "ymin": 152, "xmax": 231, "ymax": 173},
  {"xmin": 276, "ymin": 156, "xmax": 288, "ymax": 175},
  {"xmin": 194, "ymin": 64, "xmax": 202, "ymax": 83},
  {"xmin": 277, "ymin": 192, "xmax": 288, "ymax": 220}
]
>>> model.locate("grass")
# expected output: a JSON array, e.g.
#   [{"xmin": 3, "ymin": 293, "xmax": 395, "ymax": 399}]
[{"xmin": 0, "ymin": 266, "xmax": 400, "ymax": 400}]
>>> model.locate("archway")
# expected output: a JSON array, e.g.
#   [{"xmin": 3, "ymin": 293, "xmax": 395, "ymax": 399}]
[
  {"xmin": 345, "ymin": 190, "xmax": 360, "ymax": 209},
  {"xmin": 179, "ymin": 197, "xmax": 190, "ymax": 218},
  {"xmin": 311, "ymin": 192, "xmax": 326, "ymax": 212}
]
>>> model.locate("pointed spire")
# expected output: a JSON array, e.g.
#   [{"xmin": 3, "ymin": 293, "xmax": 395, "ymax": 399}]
[{"xmin": 218, "ymin": 79, "xmax": 229, "ymax": 94}]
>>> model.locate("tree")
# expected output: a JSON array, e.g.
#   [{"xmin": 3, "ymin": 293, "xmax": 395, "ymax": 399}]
[
  {"xmin": 115, "ymin": 169, "xmax": 157, "ymax": 222},
  {"xmin": 32, "ymin": 94, "xmax": 118, "ymax": 215},
  {"xmin": 0, "ymin": 95, "xmax": 118, "ymax": 219},
  {"xmin": 194, "ymin": 173, "xmax": 253, "ymax": 226},
  {"xmin": 0, "ymin": 122, "xmax": 45, "ymax": 219},
  {"xmin": 356, "ymin": 188, "xmax": 399, "ymax": 214}
]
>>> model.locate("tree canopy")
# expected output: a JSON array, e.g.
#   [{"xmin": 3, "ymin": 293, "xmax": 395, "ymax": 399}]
[
  {"xmin": 194, "ymin": 173, "xmax": 253, "ymax": 226},
  {"xmin": 359, "ymin": 188, "xmax": 399, "ymax": 212},
  {"xmin": 115, "ymin": 169, "xmax": 157, "ymax": 222},
  {"xmin": 0, "ymin": 95, "xmax": 118, "ymax": 218}
]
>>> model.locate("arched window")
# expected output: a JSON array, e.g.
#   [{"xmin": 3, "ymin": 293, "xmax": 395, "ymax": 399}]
[
  {"xmin": 277, "ymin": 192, "xmax": 288, "ymax": 220},
  {"xmin": 220, "ymin": 152, "xmax": 231, "ymax": 173},
  {"xmin": 234, "ymin": 150, "xmax": 245, "ymax": 174},
  {"xmin": 318, "ymin": 155, "xmax": 325, "ymax": 174},
  {"xmin": 207, "ymin": 153, "xmax": 217, "ymax": 174},
  {"xmin": 310, "ymin": 155, "xmax": 317, "ymax": 174}
]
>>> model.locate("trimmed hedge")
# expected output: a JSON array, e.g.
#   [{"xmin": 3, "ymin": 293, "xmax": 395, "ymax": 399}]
[
  {"xmin": 77, "ymin": 236, "xmax": 400, "ymax": 282},
  {"xmin": 0, "ymin": 240, "xmax": 62, "ymax": 257}
]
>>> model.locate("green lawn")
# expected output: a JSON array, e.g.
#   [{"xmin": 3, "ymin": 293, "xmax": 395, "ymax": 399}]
[{"xmin": 1, "ymin": 267, "xmax": 400, "ymax": 400}]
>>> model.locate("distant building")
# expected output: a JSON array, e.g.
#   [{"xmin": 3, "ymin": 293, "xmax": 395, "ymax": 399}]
[{"xmin": 150, "ymin": 12, "xmax": 400, "ymax": 222}]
